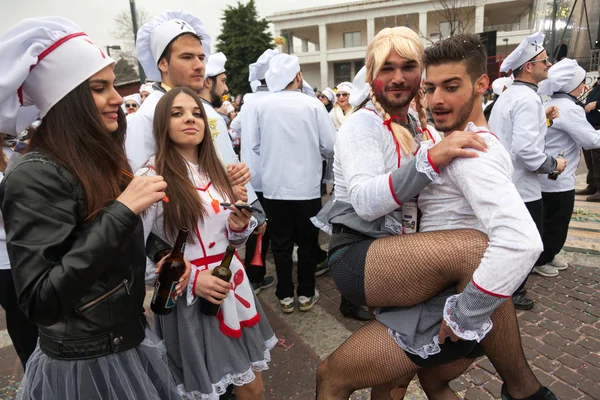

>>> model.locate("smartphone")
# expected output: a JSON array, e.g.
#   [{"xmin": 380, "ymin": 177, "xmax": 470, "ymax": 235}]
[{"xmin": 220, "ymin": 203, "xmax": 263, "ymax": 214}]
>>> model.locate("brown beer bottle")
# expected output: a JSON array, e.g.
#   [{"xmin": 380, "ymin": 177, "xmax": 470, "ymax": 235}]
[
  {"xmin": 151, "ymin": 228, "xmax": 189, "ymax": 315},
  {"xmin": 200, "ymin": 245, "xmax": 235, "ymax": 316}
]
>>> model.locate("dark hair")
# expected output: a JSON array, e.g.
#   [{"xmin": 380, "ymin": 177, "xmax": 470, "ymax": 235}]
[
  {"xmin": 152, "ymin": 87, "xmax": 236, "ymax": 242},
  {"xmin": 158, "ymin": 32, "xmax": 202, "ymax": 64},
  {"xmin": 27, "ymin": 80, "xmax": 130, "ymax": 218},
  {"xmin": 423, "ymin": 34, "xmax": 488, "ymax": 82}
]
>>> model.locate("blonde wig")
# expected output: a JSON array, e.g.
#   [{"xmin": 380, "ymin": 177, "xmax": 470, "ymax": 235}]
[{"xmin": 365, "ymin": 27, "xmax": 431, "ymax": 155}]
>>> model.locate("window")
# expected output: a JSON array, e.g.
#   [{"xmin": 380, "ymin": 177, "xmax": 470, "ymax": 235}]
[
  {"xmin": 334, "ymin": 62, "xmax": 352, "ymax": 84},
  {"xmin": 343, "ymin": 32, "xmax": 362, "ymax": 48},
  {"xmin": 440, "ymin": 21, "xmax": 461, "ymax": 38}
]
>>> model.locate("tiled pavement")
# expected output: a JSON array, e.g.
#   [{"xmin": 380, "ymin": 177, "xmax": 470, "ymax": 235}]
[{"xmin": 0, "ymin": 174, "xmax": 598, "ymax": 399}]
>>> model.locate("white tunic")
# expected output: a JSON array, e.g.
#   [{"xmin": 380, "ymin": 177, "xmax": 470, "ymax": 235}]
[
  {"xmin": 419, "ymin": 125, "xmax": 542, "ymax": 297},
  {"xmin": 540, "ymin": 94, "xmax": 600, "ymax": 193},
  {"xmin": 253, "ymin": 90, "xmax": 336, "ymax": 200},
  {"xmin": 489, "ymin": 82, "xmax": 550, "ymax": 202},
  {"xmin": 125, "ymin": 87, "xmax": 257, "ymax": 203},
  {"xmin": 231, "ymin": 87, "xmax": 271, "ymax": 192}
]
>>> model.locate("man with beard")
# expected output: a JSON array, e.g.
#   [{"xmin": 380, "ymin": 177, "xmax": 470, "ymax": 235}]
[
  {"xmin": 315, "ymin": 30, "xmax": 556, "ymax": 400},
  {"xmin": 489, "ymin": 32, "xmax": 567, "ymax": 306}
]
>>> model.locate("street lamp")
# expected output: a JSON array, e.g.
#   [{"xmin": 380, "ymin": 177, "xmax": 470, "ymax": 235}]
[
  {"xmin": 503, "ymin": 38, "xmax": 509, "ymax": 55},
  {"xmin": 106, "ymin": 45, "xmax": 121, "ymax": 57}
]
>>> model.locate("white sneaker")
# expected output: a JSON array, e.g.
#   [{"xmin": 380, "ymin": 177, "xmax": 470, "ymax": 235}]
[
  {"xmin": 550, "ymin": 259, "xmax": 568, "ymax": 270},
  {"xmin": 298, "ymin": 290, "xmax": 320, "ymax": 312},
  {"xmin": 533, "ymin": 264, "xmax": 559, "ymax": 277},
  {"xmin": 279, "ymin": 297, "xmax": 295, "ymax": 313}
]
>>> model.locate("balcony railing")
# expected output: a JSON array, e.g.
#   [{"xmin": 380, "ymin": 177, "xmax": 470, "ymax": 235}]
[{"xmin": 484, "ymin": 21, "xmax": 529, "ymax": 32}]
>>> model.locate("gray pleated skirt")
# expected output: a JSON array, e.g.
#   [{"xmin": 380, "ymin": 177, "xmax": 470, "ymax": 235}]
[
  {"xmin": 156, "ymin": 293, "xmax": 277, "ymax": 400},
  {"xmin": 17, "ymin": 328, "xmax": 182, "ymax": 400}
]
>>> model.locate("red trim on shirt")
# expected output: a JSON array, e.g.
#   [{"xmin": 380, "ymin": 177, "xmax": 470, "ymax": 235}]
[
  {"xmin": 476, "ymin": 130, "xmax": 500, "ymax": 141},
  {"xmin": 195, "ymin": 182, "xmax": 212, "ymax": 192},
  {"xmin": 426, "ymin": 151, "xmax": 440, "ymax": 174},
  {"xmin": 190, "ymin": 252, "xmax": 226, "ymax": 268},
  {"xmin": 388, "ymin": 174, "xmax": 402, "ymax": 205},
  {"xmin": 472, "ymin": 280, "xmax": 510, "ymax": 298},
  {"xmin": 229, "ymin": 224, "xmax": 248, "ymax": 233},
  {"xmin": 194, "ymin": 226, "xmax": 207, "ymax": 258}
]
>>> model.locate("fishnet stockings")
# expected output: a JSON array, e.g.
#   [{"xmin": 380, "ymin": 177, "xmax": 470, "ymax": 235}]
[
  {"xmin": 317, "ymin": 229, "xmax": 540, "ymax": 399},
  {"xmin": 364, "ymin": 229, "xmax": 488, "ymax": 307}
]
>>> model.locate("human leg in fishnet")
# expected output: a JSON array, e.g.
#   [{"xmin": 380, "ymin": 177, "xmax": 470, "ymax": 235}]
[
  {"xmin": 316, "ymin": 321, "xmax": 420, "ymax": 400},
  {"xmin": 479, "ymin": 300, "xmax": 541, "ymax": 399},
  {"xmin": 370, "ymin": 373, "xmax": 416, "ymax": 400},
  {"xmin": 364, "ymin": 229, "xmax": 488, "ymax": 307},
  {"xmin": 418, "ymin": 357, "xmax": 477, "ymax": 399}
]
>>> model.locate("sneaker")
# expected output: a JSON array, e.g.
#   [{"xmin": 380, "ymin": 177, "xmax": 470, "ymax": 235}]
[
  {"xmin": 298, "ymin": 290, "xmax": 320, "ymax": 312},
  {"xmin": 533, "ymin": 264, "xmax": 559, "ymax": 277},
  {"xmin": 315, "ymin": 258, "xmax": 329, "ymax": 277},
  {"xmin": 549, "ymin": 259, "xmax": 568, "ymax": 271},
  {"xmin": 252, "ymin": 276, "xmax": 275, "ymax": 294},
  {"xmin": 279, "ymin": 297, "xmax": 295, "ymax": 314},
  {"xmin": 512, "ymin": 293, "xmax": 534, "ymax": 310}
]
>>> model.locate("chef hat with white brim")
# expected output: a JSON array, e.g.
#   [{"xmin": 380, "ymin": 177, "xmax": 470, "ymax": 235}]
[
  {"xmin": 121, "ymin": 94, "xmax": 141, "ymax": 112},
  {"xmin": 302, "ymin": 80, "xmax": 317, "ymax": 98},
  {"xmin": 0, "ymin": 16, "xmax": 115, "ymax": 135},
  {"xmin": 139, "ymin": 83, "xmax": 154, "ymax": 94},
  {"xmin": 250, "ymin": 80, "xmax": 261, "ymax": 93},
  {"xmin": 336, "ymin": 81, "xmax": 354, "ymax": 94},
  {"xmin": 136, "ymin": 10, "xmax": 211, "ymax": 82},
  {"xmin": 537, "ymin": 58, "xmax": 587, "ymax": 96},
  {"xmin": 249, "ymin": 48, "xmax": 279, "ymax": 82},
  {"xmin": 322, "ymin": 88, "xmax": 335, "ymax": 103},
  {"xmin": 492, "ymin": 77, "xmax": 513, "ymax": 96},
  {"xmin": 500, "ymin": 32, "xmax": 545, "ymax": 73},
  {"xmin": 265, "ymin": 54, "xmax": 300, "ymax": 93},
  {"xmin": 349, "ymin": 66, "xmax": 370, "ymax": 107},
  {"xmin": 205, "ymin": 52, "xmax": 227, "ymax": 78}
]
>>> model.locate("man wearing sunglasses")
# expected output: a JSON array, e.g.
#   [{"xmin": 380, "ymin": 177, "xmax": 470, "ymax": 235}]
[{"xmin": 489, "ymin": 32, "xmax": 567, "ymax": 310}]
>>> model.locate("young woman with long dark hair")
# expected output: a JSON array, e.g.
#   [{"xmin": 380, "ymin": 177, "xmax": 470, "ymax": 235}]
[
  {"xmin": 139, "ymin": 87, "xmax": 276, "ymax": 400},
  {"xmin": 0, "ymin": 17, "xmax": 184, "ymax": 399}
]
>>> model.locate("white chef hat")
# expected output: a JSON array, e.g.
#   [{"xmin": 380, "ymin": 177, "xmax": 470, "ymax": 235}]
[
  {"xmin": 265, "ymin": 54, "xmax": 300, "ymax": 93},
  {"xmin": 322, "ymin": 87, "xmax": 335, "ymax": 103},
  {"xmin": 537, "ymin": 58, "xmax": 587, "ymax": 96},
  {"xmin": 349, "ymin": 66, "xmax": 370, "ymax": 106},
  {"xmin": 139, "ymin": 83, "xmax": 154, "ymax": 94},
  {"xmin": 336, "ymin": 81, "xmax": 354, "ymax": 94},
  {"xmin": 492, "ymin": 77, "xmax": 513, "ymax": 96},
  {"xmin": 205, "ymin": 52, "xmax": 227, "ymax": 78},
  {"xmin": 249, "ymin": 48, "xmax": 279, "ymax": 82},
  {"xmin": 500, "ymin": 32, "xmax": 545, "ymax": 73},
  {"xmin": 250, "ymin": 80, "xmax": 261, "ymax": 93},
  {"xmin": 136, "ymin": 9, "xmax": 211, "ymax": 82},
  {"xmin": 0, "ymin": 17, "xmax": 115, "ymax": 135},
  {"xmin": 121, "ymin": 94, "xmax": 141, "ymax": 112}
]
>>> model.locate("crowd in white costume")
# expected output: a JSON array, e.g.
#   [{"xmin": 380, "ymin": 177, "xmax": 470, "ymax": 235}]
[{"xmin": 0, "ymin": 6, "xmax": 598, "ymax": 400}]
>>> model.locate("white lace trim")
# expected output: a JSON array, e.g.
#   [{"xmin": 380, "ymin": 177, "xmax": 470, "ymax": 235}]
[
  {"xmin": 415, "ymin": 141, "xmax": 444, "ymax": 184},
  {"xmin": 443, "ymin": 294, "xmax": 493, "ymax": 342},
  {"xmin": 227, "ymin": 217, "xmax": 258, "ymax": 244},
  {"xmin": 310, "ymin": 216, "xmax": 332, "ymax": 235},
  {"xmin": 178, "ymin": 335, "xmax": 277, "ymax": 400},
  {"xmin": 388, "ymin": 328, "xmax": 442, "ymax": 359}
]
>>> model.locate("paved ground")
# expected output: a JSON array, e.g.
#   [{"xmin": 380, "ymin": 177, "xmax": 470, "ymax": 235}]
[{"xmin": 0, "ymin": 174, "xmax": 598, "ymax": 399}]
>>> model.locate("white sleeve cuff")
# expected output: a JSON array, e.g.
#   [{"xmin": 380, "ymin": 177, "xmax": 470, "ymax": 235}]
[
  {"xmin": 227, "ymin": 216, "xmax": 258, "ymax": 245},
  {"xmin": 443, "ymin": 294, "xmax": 493, "ymax": 342}
]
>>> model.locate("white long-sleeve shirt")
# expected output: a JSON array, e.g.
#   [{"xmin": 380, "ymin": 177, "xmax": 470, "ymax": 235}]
[
  {"xmin": 489, "ymin": 81, "xmax": 553, "ymax": 202},
  {"xmin": 541, "ymin": 94, "xmax": 600, "ymax": 193},
  {"xmin": 231, "ymin": 87, "xmax": 270, "ymax": 192},
  {"xmin": 253, "ymin": 90, "xmax": 336, "ymax": 200}
]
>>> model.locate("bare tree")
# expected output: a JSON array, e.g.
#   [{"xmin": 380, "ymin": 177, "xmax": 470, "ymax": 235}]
[
  {"xmin": 110, "ymin": 8, "xmax": 150, "ymax": 66},
  {"xmin": 431, "ymin": 0, "xmax": 480, "ymax": 38}
]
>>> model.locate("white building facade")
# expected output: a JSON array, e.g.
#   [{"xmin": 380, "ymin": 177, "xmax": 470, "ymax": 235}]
[{"xmin": 269, "ymin": 0, "xmax": 535, "ymax": 90}]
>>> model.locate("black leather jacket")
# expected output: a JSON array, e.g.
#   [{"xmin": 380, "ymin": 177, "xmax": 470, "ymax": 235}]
[{"xmin": 0, "ymin": 152, "xmax": 147, "ymax": 360}]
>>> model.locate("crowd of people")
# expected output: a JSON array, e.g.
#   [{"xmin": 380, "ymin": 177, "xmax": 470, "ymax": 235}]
[{"xmin": 0, "ymin": 7, "xmax": 599, "ymax": 400}]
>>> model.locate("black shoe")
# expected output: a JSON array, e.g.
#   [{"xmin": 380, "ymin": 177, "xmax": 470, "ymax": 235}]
[
  {"xmin": 516, "ymin": 287, "xmax": 527, "ymax": 296},
  {"xmin": 252, "ymin": 276, "xmax": 275, "ymax": 294},
  {"xmin": 339, "ymin": 296, "xmax": 371, "ymax": 321},
  {"xmin": 315, "ymin": 258, "xmax": 329, "ymax": 277},
  {"xmin": 501, "ymin": 384, "xmax": 557, "ymax": 400},
  {"xmin": 575, "ymin": 186, "xmax": 597, "ymax": 195},
  {"xmin": 512, "ymin": 293, "xmax": 534, "ymax": 310}
]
